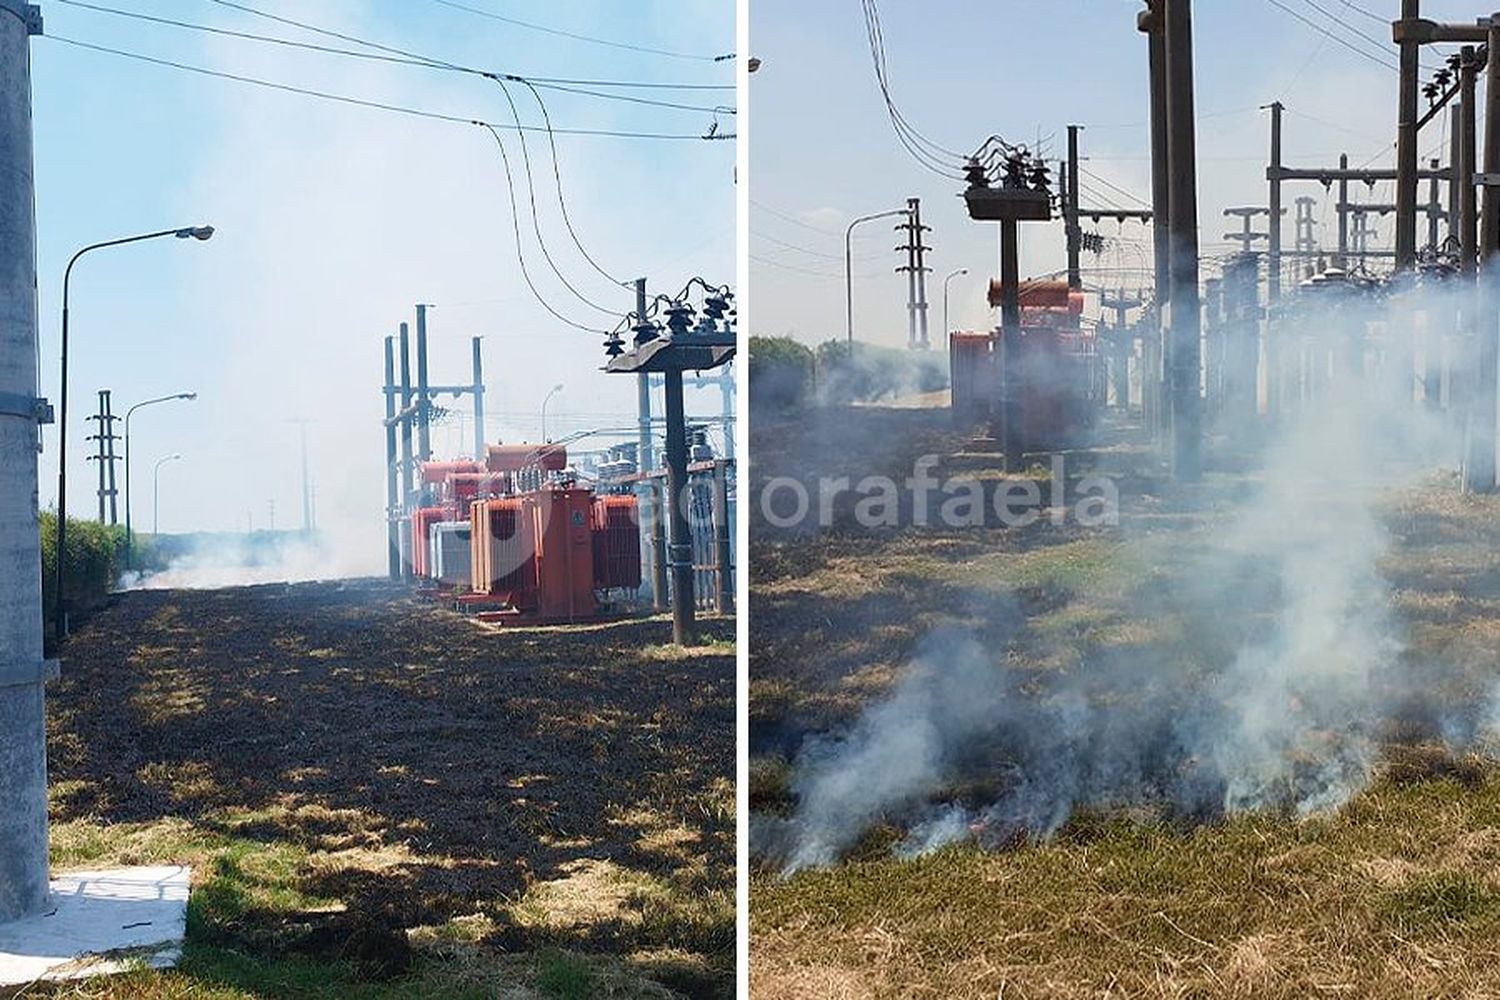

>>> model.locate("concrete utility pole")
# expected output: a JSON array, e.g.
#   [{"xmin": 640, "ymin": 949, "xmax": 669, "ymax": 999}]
[
  {"xmin": 383, "ymin": 335, "xmax": 399, "ymax": 579},
  {"xmin": 1067, "ymin": 124, "xmax": 1083, "ymax": 291},
  {"xmin": 296, "ymin": 420, "xmax": 311, "ymax": 533},
  {"xmin": 85, "ymin": 389, "xmax": 120, "ymax": 524},
  {"xmin": 1338, "ymin": 153, "xmax": 1350, "ymax": 268},
  {"xmin": 896, "ymin": 197, "xmax": 931, "ymax": 349},
  {"xmin": 1141, "ymin": 0, "xmax": 1171, "ymax": 440},
  {"xmin": 1294, "ymin": 196, "xmax": 1318, "ymax": 257},
  {"xmin": 661, "ymin": 367, "xmax": 694, "ymax": 644},
  {"xmin": 1429, "ymin": 156, "xmax": 1444, "ymax": 251},
  {"xmin": 1465, "ymin": 16, "xmax": 1500, "ymax": 492},
  {"xmin": 1395, "ymin": 0, "xmax": 1422, "ymax": 272},
  {"xmin": 1461, "ymin": 45, "xmax": 1479, "ymax": 276},
  {"xmin": 1451, "ymin": 105, "xmax": 1463, "ymax": 249},
  {"xmin": 1223, "ymin": 206, "xmax": 1272, "ymax": 252},
  {"xmin": 634, "ymin": 278, "xmax": 666, "ymax": 610},
  {"xmin": 397, "ymin": 322, "xmax": 414, "ymax": 577},
  {"xmin": 1099, "ymin": 288, "xmax": 1144, "ymax": 408},
  {"xmin": 0, "ymin": 0, "xmax": 52, "ymax": 925},
  {"xmin": 1164, "ymin": 0, "xmax": 1202, "ymax": 481},
  {"xmin": 414, "ymin": 304, "xmax": 432, "ymax": 465},
  {"xmin": 1267, "ymin": 101, "xmax": 1284, "ymax": 306},
  {"xmin": 470, "ymin": 335, "xmax": 485, "ymax": 462}
]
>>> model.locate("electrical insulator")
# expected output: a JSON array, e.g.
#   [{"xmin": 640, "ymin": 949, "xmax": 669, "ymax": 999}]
[
  {"xmin": 604, "ymin": 334, "xmax": 625, "ymax": 357},
  {"xmin": 964, "ymin": 157, "xmax": 989, "ymax": 189},
  {"xmin": 703, "ymin": 293, "xmax": 728, "ymax": 320},
  {"xmin": 665, "ymin": 303, "xmax": 695, "ymax": 336},
  {"xmin": 1029, "ymin": 159, "xmax": 1051, "ymax": 194},
  {"xmin": 633, "ymin": 320, "xmax": 660, "ymax": 346}
]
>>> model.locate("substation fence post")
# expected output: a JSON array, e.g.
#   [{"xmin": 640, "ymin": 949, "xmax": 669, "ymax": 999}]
[{"xmin": 712, "ymin": 460, "xmax": 733, "ymax": 614}]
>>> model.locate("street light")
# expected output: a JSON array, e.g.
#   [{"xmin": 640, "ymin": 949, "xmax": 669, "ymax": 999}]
[
  {"xmin": 152, "ymin": 454, "xmax": 181, "ymax": 537},
  {"xmin": 124, "ymin": 392, "xmax": 196, "ymax": 570},
  {"xmin": 54, "ymin": 225, "xmax": 213, "ymax": 638},
  {"xmin": 846, "ymin": 208, "xmax": 912, "ymax": 345},
  {"xmin": 943, "ymin": 267, "xmax": 969, "ymax": 341},
  {"xmin": 540, "ymin": 383, "xmax": 564, "ymax": 442}
]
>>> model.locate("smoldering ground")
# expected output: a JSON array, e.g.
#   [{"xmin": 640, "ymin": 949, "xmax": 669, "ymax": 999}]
[{"xmin": 752, "ymin": 277, "xmax": 1500, "ymax": 875}]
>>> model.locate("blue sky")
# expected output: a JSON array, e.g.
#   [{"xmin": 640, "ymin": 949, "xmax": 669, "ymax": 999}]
[
  {"xmin": 749, "ymin": 0, "xmax": 1478, "ymax": 346},
  {"xmin": 29, "ymin": 0, "xmax": 734, "ymax": 566}
]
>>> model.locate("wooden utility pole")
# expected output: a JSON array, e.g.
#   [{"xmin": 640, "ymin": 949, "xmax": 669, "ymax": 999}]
[
  {"xmin": 1140, "ymin": 0, "xmax": 1171, "ymax": 442},
  {"xmin": 1395, "ymin": 0, "xmax": 1422, "ymax": 271},
  {"xmin": 1466, "ymin": 17, "xmax": 1500, "ymax": 491},
  {"xmin": 1164, "ymin": 0, "xmax": 1202, "ymax": 481}
]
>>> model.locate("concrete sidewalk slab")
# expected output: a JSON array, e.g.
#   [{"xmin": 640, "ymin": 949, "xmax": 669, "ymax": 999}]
[{"xmin": 0, "ymin": 866, "xmax": 190, "ymax": 986}]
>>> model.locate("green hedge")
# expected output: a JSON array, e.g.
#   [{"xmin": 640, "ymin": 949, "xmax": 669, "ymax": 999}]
[
  {"xmin": 39, "ymin": 511, "xmax": 128, "ymax": 637},
  {"xmin": 749, "ymin": 335, "xmax": 816, "ymax": 412}
]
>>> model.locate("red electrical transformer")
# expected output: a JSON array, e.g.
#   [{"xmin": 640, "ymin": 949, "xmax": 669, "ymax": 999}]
[{"xmin": 416, "ymin": 448, "xmax": 641, "ymax": 624}]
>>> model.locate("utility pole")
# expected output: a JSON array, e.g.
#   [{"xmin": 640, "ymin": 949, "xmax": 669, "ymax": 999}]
[
  {"xmin": 1164, "ymin": 0, "xmax": 1202, "ymax": 481},
  {"xmin": 295, "ymin": 420, "xmax": 311, "ymax": 533},
  {"xmin": 471, "ymin": 336, "xmax": 485, "ymax": 462},
  {"xmin": 1223, "ymin": 206, "xmax": 1272, "ymax": 252},
  {"xmin": 414, "ymin": 304, "xmax": 432, "ymax": 466},
  {"xmin": 634, "ymin": 278, "xmax": 666, "ymax": 610},
  {"xmin": 1141, "ymin": 0, "xmax": 1171, "ymax": 441},
  {"xmin": 1067, "ymin": 124, "xmax": 1083, "ymax": 291},
  {"xmin": 896, "ymin": 197, "xmax": 931, "ymax": 349},
  {"xmin": 383, "ymin": 335, "xmax": 399, "ymax": 579},
  {"xmin": 1293, "ymin": 196, "xmax": 1317, "ymax": 258},
  {"xmin": 1451, "ymin": 104, "xmax": 1463, "ymax": 249},
  {"xmin": 397, "ymin": 321, "xmax": 413, "ymax": 578},
  {"xmin": 1465, "ymin": 15, "xmax": 1500, "ymax": 492},
  {"xmin": 0, "ymin": 0, "xmax": 51, "ymax": 926},
  {"xmin": 1395, "ymin": 0, "xmax": 1422, "ymax": 272},
  {"xmin": 1099, "ymin": 288, "xmax": 1144, "ymax": 408},
  {"xmin": 85, "ymin": 389, "xmax": 120, "ymax": 524},
  {"xmin": 1338, "ymin": 153, "xmax": 1350, "ymax": 268},
  {"xmin": 1428, "ymin": 156, "xmax": 1444, "ymax": 251},
  {"xmin": 1267, "ymin": 101, "xmax": 1284, "ymax": 306},
  {"xmin": 1461, "ymin": 45, "xmax": 1479, "ymax": 276}
]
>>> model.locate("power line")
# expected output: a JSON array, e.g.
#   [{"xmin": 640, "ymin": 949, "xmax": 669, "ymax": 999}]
[
  {"xmin": 1295, "ymin": 0, "xmax": 1444, "ymax": 72},
  {"xmin": 44, "ymin": 36, "xmax": 734, "ymax": 141},
  {"xmin": 749, "ymin": 199, "xmax": 844, "ymax": 237},
  {"xmin": 516, "ymin": 79, "xmax": 628, "ymax": 287},
  {"xmin": 752, "ymin": 231, "xmax": 844, "ymax": 261},
  {"xmin": 478, "ymin": 124, "xmax": 609, "ymax": 334},
  {"xmin": 487, "ymin": 76, "xmax": 622, "ymax": 315},
  {"xmin": 428, "ymin": 0, "xmax": 731, "ymax": 63},
  {"xmin": 54, "ymin": 0, "xmax": 734, "ymax": 114},
  {"xmin": 1078, "ymin": 166, "xmax": 1149, "ymax": 208},
  {"xmin": 858, "ymin": 0, "xmax": 965, "ymax": 178},
  {"xmin": 1261, "ymin": 0, "xmax": 1399, "ymax": 72}
]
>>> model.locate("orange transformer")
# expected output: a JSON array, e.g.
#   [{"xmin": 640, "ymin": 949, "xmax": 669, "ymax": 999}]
[
  {"xmin": 469, "ymin": 488, "xmax": 604, "ymax": 623},
  {"xmin": 952, "ymin": 279, "xmax": 1100, "ymax": 449},
  {"xmin": 470, "ymin": 497, "xmax": 533, "ymax": 602},
  {"xmin": 532, "ymin": 488, "xmax": 598, "ymax": 623},
  {"xmin": 591, "ymin": 495, "xmax": 642, "ymax": 591},
  {"xmin": 410, "ymin": 506, "xmax": 455, "ymax": 579}
]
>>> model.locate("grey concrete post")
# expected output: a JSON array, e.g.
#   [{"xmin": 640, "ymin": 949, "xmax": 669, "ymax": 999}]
[{"xmin": 0, "ymin": 0, "xmax": 50, "ymax": 925}]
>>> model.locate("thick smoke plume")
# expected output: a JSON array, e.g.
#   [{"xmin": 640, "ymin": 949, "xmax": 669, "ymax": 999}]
[{"xmin": 760, "ymin": 280, "xmax": 1483, "ymax": 874}]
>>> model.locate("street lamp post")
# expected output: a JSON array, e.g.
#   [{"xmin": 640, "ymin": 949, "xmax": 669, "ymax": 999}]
[
  {"xmin": 124, "ymin": 392, "xmax": 196, "ymax": 571},
  {"xmin": 943, "ymin": 267, "xmax": 969, "ymax": 339},
  {"xmin": 540, "ymin": 383, "xmax": 563, "ymax": 442},
  {"xmin": 152, "ymin": 454, "xmax": 181, "ymax": 536},
  {"xmin": 845, "ymin": 208, "xmax": 912, "ymax": 345},
  {"xmin": 54, "ymin": 225, "xmax": 213, "ymax": 639}
]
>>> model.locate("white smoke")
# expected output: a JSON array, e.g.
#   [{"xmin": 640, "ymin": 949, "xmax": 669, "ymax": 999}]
[{"xmin": 760, "ymin": 279, "xmax": 1477, "ymax": 874}]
